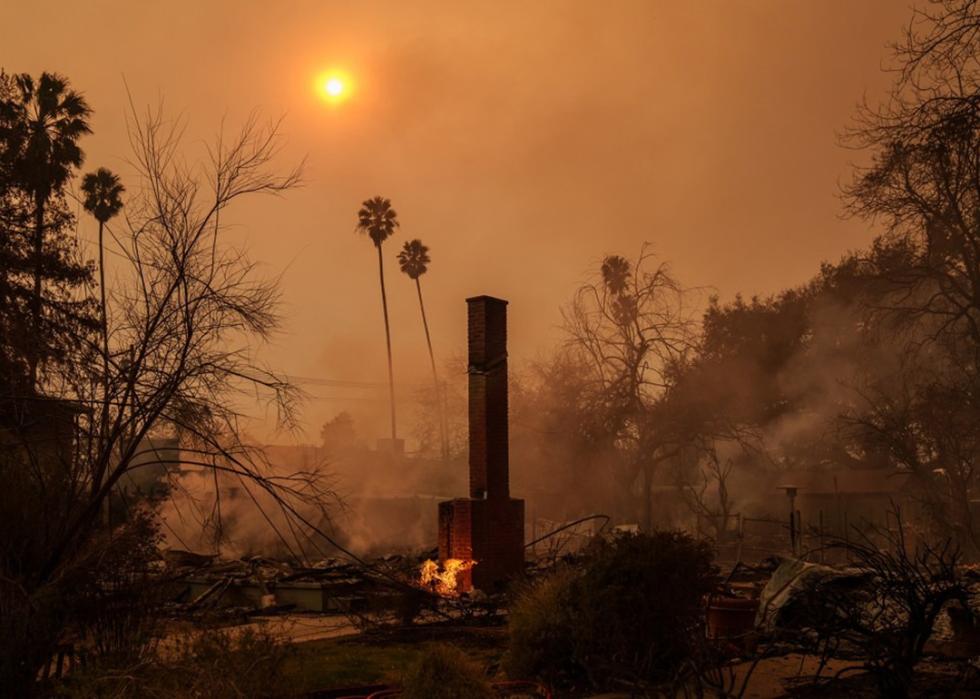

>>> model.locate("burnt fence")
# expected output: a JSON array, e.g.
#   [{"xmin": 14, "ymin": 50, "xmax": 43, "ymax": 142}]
[{"xmin": 697, "ymin": 509, "xmax": 912, "ymax": 565}]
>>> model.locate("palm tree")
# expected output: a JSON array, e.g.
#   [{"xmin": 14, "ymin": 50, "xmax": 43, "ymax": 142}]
[
  {"xmin": 357, "ymin": 196, "xmax": 399, "ymax": 441},
  {"xmin": 398, "ymin": 238, "xmax": 448, "ymax": 460},
  {"xmin": 601, "ymin": 255, "xmax": 631, "ymax": 295},
  {"xmin": 81, "ymin": 167, "xmax": 124, "ymax": 408},
  {"xmin": 10, "ymin": 73, "xmax": 92, "ymax": 388},
  {"xmin": 602, "ymin": 254, "xmax": 637, "ymax": 326}
]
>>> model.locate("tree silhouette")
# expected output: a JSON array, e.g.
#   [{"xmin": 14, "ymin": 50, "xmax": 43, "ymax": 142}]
[
  {"xmin": 357, "ymin": 196, "xmax": 399, "ymax": 442},
  {"xmin": 3, "ymin": 73, "xmax": 92, "ymax": 388},
  {"xmin": 398, "ymin": 238, "xmax": 448, "ymax": 460},
  {"xmin": 564, "ymin": 248, "xmax": 697, "ymax": 530},
  {"xmin": 0, "ymin": 72, "xmax": 94, "ymax": 390},
  {"xmin": 601, "ymin": 254, "xmax": 631, "ymax": 295},
  {"xmin": 82, "ymin": 167, "xmax": 124, "ymax": 450},
  {"xmin": 0, "ymin": 107, "xmax": 313, "ymax": 694},
  {"xmin": 81, "ymin": 171, "xmax": 123, "ymax": 356},
  {"xmin": 602, "ymin": 255, "xmax": 639, "ymax": 326}
]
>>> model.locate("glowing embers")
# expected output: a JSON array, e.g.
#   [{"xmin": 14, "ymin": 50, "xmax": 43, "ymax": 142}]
[{"xmin": 419, "ymin": 558, "xmax": 476, "ymax": 596}]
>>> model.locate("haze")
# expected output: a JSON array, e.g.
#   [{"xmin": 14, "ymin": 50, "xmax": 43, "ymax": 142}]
[{"xmin": 1, "ymin": 1, "xmax": 911, "ymax": 442}]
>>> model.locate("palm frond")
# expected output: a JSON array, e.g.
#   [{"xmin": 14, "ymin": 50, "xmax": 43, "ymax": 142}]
[
  {"xmin": 81, "ymin": 167, "xmax": 125, "ymax": 223},
  {"xmin": 355, "ymin": 195, "xmax": 399, "ymax": 247},
  {"xmin": 398, "ymin": 238, "xmax": 430, "ymax": 279}
]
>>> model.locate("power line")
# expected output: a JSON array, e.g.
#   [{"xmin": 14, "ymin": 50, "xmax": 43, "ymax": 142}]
[{"xmin": 287, "ymin": 375, "xmax": 427, "ymax": 391}]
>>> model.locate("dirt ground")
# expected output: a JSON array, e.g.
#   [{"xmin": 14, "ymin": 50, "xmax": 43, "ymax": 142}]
[
  {"xmin": 731, "ymin": 654, "xmax": 980, "ymax": 698},
  {"xmin": 731, "ymin": 654, "xmax": 863, "ymax": 698}
]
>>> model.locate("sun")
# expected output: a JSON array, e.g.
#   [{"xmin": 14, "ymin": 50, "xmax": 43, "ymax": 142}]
[{"xmin": 316, "ymin": 70, "xmax": 352, "ymax": 105}]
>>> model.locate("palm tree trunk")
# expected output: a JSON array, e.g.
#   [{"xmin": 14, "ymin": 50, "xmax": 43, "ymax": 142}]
[
  {"xmin": 28, "ymin": 194, "xmax": 45, "ymax": 391},
  {"xmin": 98, "ymin": 221, "xmax": 109, "ymax": 379},
  {"xmin": 415, "ymin": 277, "xmax": 448, "ymax": 461},
  {"xmin": 377, "ymin": 244, "xmax": 397, "ymax": 440},
  {"xmin": 98, "ymin": 220, "xmax": 111, "ymax": 524}
]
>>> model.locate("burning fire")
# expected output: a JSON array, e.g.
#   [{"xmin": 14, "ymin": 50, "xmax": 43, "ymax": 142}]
[{"xmin": 419, "ymin": 558, "xmax": 475, "ymax": 596}]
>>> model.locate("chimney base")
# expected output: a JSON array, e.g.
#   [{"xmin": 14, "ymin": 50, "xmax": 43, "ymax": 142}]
[{"xmin": 438, "ymin": 497, "xmax": 524, "ymax": 592}]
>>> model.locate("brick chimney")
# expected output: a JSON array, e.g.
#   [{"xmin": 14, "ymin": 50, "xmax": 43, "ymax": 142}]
[
  {"xmin": 437, "ymin": 296, "xmax": 525, "ymax": 592},
  {"xmin": 467, "ymin": 296, "xmax": 509, "ymax": 500}
]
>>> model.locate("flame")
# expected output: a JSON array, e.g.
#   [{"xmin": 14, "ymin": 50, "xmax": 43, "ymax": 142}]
[{"xmin": 419, "ymin": 558, "xmax": 475, "ymax": 595}]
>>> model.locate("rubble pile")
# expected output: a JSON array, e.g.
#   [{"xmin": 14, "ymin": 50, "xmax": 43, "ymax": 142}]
[{"xmin": 163, "ymin": 550, "xmax": 424, "ymax": 617}]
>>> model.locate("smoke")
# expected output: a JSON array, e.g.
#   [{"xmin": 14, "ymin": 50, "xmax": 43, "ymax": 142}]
[
  {"xmin": 157, "ymin": 254, "xmax": 925, "ymax": 560},
  {"xmin": 157, "ymin": 344, "xmax": 628, "ymax": 559},
  {"xmin": 159, "ymin": 445, "xmax": 340, "ymax": 560},
  {"xmin": 678, "ymin": 286, "xmax": 915, "ymax": 522},
  {"xmin": 158, "ymin": 427, "xmax": 467, "ymax": 559}
]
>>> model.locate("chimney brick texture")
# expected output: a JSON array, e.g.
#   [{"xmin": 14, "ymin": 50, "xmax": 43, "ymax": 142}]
[{"xmin": 467, "ymin": 296, "xmax": 508, "ymax": 500}]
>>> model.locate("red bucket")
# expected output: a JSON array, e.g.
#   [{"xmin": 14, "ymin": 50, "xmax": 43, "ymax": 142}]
[{"xmin": 705, "ymin": 596, "xmax": 758, "ymax": 639}]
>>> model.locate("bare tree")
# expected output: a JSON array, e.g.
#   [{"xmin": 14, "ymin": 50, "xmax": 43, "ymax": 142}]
[
  {"xmin": 0, "ymin": 105, "xmax": 344, "ymax": 694},
  {"xmin": 681, "ymin": 447, "xmax": 736, "ymax": 543},
  {"xmin": 562, "ymin": 246, "xmax": 698, "ymax": 530},
  {"xmin": 69, "ymin": 106, "xmax": 323, "ymax": 561},
  {"xmin": 851, "ymin": 0, "xmax": 980, "ymax": 145},
  {"xmin": 836, "ymin": 0, "xmax": 980, "ymax": 553},
  {"xmin": 843, "ymin": 0, "xmax": 980, "ymax": 356},
  {"xmin": 802, "ymin": 512, "xmax": 964, "ymax": 698}
]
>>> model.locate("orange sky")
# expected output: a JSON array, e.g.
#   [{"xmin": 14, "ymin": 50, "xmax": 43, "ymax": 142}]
[{"xmin": 2, "ymin": 1, "xmax": 914, "ymax": 442}]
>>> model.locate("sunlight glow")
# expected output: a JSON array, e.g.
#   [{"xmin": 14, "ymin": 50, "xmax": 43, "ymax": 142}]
[{"xmin": 316, "ymin": 70, "xmax": 353, "ymax": 105}]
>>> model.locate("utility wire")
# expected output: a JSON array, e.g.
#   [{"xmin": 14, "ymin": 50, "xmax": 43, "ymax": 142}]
[{"xmin": 525, "ymin": 513, "xmax": 611, "ymax": 549}]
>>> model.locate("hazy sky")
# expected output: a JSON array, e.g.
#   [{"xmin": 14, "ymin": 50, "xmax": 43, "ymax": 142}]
[{"xmin": 3, "ymin": 1, "xmax": 914, "ymax": 441}]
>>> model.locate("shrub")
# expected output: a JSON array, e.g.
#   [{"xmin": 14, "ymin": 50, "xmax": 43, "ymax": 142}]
[
  {"xmin": 507, "ymin": 530, "xmax": 719, "ymax": 691},
  {"xmin": 505, "ymin": 567, "xmax": 582, "ymax": 687},
  {"xmin": 3, "ymin": 508, "xmax": 165, "ymax": 696},
  {"xmin": 72, "ymin": 508, "xmax": 166, "ymax": 665},
  {"xmin": 55, "ymin": 626, "xmax": 295, "ymax": 698},
  {"xmin": 174, "ymin": 626, "xmax": 295, "ymax": 698},
  {"xmin": 801, "ymin": 521, "xmax": 964, "ymax": 699},
  {"xmin": 401, "ymin": 644, "xmax": 494, "ymax": 699}
]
